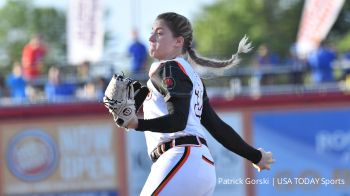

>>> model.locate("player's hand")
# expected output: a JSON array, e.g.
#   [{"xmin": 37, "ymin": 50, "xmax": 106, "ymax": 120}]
[
  {"xmin": 125, "ymin": 116, "xmax": 138, "ymax": 129},
  {"xmin": 252, "ymin": 148, "xmax": 275, "ymax": 172}
]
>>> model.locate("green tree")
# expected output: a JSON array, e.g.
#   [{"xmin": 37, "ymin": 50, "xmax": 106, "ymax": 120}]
[
  {"xmin": 0, "ymin": 0, "xmax": 66, "ymax": 72},
  {"xmin": 332, "ymin": 1, "xmax": 350, "ymax": 53},
  {"xmin": 194, "ymin": 0, "xmax": 350, "ymax": 61},
  {"xmin": 193, "ymin": 0, "xmax": 304, "ymax": 62},
  {"xmin": 30, "ymin": 5, "xmax": 66, "ymax": 65}
]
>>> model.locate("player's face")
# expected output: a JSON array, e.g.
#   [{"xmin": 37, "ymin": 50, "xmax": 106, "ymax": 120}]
[{"xmin": 149, "ymin": 19, "xmax": 183, "ymax": 60}]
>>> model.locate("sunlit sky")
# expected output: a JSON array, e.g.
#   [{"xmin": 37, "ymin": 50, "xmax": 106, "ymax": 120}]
[{"xmin": 1, "ymin": 0, "xmax": 215, "ymax": 57}]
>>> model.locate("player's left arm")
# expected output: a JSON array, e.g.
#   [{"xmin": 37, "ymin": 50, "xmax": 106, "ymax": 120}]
[{"xmin": 201, "ymin": 88, "xmax": 274, "ymax": 171}]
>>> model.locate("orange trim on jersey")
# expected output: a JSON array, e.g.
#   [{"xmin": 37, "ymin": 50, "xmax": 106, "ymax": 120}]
[
  {"xmin": 202, "ymin": 155, "xmax": 214, "ymax": 166},
  {"xmin": 152, "ymin": 146, "xmax": 191, "ymax": 196},
  {"xmin": 176, "ymin": 61, "xmax": 189, "ymax": 77}
]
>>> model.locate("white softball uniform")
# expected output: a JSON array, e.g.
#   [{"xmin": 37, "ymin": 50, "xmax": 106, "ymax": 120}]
[{"xmin": 140, "ymin": 57, "xmax": 216, "ymax": 195}]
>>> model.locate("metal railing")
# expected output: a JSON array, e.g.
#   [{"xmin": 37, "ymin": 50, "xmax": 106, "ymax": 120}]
[{"xmin": 1, "ymin": 62, "xmax": 349, "ymax": 106}]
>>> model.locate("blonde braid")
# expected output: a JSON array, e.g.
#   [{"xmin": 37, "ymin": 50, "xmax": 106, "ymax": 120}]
[{"xmin": 187, "ymin": 35, "xmax": 253, "ymax": 69}]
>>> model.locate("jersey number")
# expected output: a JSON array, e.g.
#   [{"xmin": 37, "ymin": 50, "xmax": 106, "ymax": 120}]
[{"xmin": 194, "ymin": 89, "xmax": 203, "ymax": 118}]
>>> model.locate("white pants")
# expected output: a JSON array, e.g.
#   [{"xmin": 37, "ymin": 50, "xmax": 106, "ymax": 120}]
[{"xmin": 140, "ymin": 145, "xmax": 216, "ymax": 196}]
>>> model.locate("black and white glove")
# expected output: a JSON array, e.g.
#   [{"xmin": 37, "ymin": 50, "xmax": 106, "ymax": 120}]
[
  {"xmin": 103, "ymin": 74, "xmax": 149, "ymax": 128},
  {"xmin": 103, "ymin": 74, "xmax": 136, "ymax": 128}
]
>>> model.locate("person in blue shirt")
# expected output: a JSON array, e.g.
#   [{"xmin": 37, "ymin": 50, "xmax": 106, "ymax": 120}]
[
  {"xmin": 128, "ymin": 29, "xmax": 148, "ymax": 74},
  {"xmin": 44, "ymin": 66, "xmax": 76, "ymax": 102},
  {"xmin": 5, "ymin": 62, "xmax": 27, "ymax": 101},
  {"xmin": 342, "ymin": 51, "xmax": 350, "ymax": 78},
  {"xmin": 255, "ymin": 44, "xmax": 280, "ymax": 66},
  {"xmin": 253, "ymin": 44, "xmax": 281, "ymax": 86},
  {"xmin": 307, "ymin": 43, "xmax": 337, "ymax": 83}
]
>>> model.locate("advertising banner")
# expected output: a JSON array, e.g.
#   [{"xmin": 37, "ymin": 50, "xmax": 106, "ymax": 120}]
[
  {"xmin": 67, "ymin": 0, "xmax": 105, "ymax": 65},
  {"xmin": 252, "ymin": 108, "xmax": 350, "ymax": 196},
  {"xmin": 0, "ymin": 117, "xmax": 120, "ymax": 196},
  {"xmin": 296, "ymin": 0, "xmax": 345, "ymax": 58}
]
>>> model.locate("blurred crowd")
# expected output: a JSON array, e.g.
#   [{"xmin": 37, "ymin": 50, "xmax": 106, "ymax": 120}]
[
  {"xmin": 1, "ymin": 33, "xmax": 350, "ymax": 105},
  {"xmin": 0, "ymin": 35, "xmax": 110, "ymax": 105},
  {"xmin": 0, "ymin": 29, "xmax": 151, "ymax": 105},
  {"xmin": 251, "ymin": 43, "xmax": 350, "ymax": 89},
  {"xmin": 1, "ymin": 60, "xmax": 109, "ymax": 104}
]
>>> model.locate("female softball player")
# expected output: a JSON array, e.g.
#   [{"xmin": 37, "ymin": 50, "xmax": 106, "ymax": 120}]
[{"xmin": 126, "ymin": 12, "xmax": 274, "ymax": 196}]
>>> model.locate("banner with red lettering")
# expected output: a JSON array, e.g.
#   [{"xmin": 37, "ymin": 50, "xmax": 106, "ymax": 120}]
[
  {"xmin": 67, "ymin": 0, "xmax": 105, "ymax": 65},
  {"xmin": 296, "ymin": 0, "xmax": 344, "ymax": 58}
]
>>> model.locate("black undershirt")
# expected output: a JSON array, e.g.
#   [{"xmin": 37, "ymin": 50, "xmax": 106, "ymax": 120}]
[
  {"xmin": 137, "ymin": 96, "xmax": 190, "ymax": 133},
  {"xmin": 135, "ymin": 60, "xmax": 262, "ymax": 164},
  {"xmin": 136, "ymin": 93, "xmax": 262, "ymax": 164}
]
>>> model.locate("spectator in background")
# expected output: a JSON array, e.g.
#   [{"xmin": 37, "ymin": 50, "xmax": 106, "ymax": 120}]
[
  {"xmin": 90, "ymin": 76, "xmax": 106, "ymax": 100},
  {"xmin": 77, "ymin": 61, "xmax": 92, "ymax": 83},
  {"xmin": 339, "ymin": 51, "xmax": 350, "ymax": 91},
  {"xmin": 5, "ymin": 62, "xmax": 27, "ymax": 101},
  {"xmin": 253, "ymin": 44, "xmax": 280, "ymax": 85},
  {"xmin": 341, "ymin": 51, "xmax": 350, "ymax": 78},
  {"xmin": 255, "ymin": 44, "xmax": 280, "ymax": 66},
  {"xmin": 284, "ymin": 44, "xmax": 306, "ymax": 85},
  {"xmin": 76, "ymin": 76, "xmax": 107, "ymax": 100},
  {"xmin": 307, "ymin": 43, "xmax": 336, "ymax": 84},
  {"xmin": 128, "ymin": 29, "xmax": 148, "ymax": 74},
  {"xmin": 45, "ymin": 66, "xmax": 76, "ymax": 102},
  {"xmin": 21, "ymin": 34, "xmax": 47, "ymax": 81},
  {"xmin": 0, "ymin": 75, "xmax": 5, "ymax": 98}
]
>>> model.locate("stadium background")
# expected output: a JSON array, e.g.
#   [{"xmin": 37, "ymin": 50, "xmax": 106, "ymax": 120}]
[{"xmin": 0, "ymin": 0, "xmax": 350, "ymax": 195}]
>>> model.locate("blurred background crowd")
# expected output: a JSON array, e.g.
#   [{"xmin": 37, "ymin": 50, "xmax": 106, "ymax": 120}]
[{"xmin": 0, "ymin": 0, "xmax": 350, "ymax": 105}]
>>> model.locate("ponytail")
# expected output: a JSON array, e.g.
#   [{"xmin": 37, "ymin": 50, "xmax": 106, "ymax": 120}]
[
  {"xmin": 187, "ymin": 35, "xmax": 253, "ymax": 69},
  {"xmin": 155, "ymin": 12, "xmax": 252, "ymax": 69}
]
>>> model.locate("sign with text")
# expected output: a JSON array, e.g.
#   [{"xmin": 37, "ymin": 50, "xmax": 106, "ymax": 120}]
[
  {"xmin": 296, "ymin": 0, "xmax": 345, "ymax": 57},
  {"xmin": 0, "ymin": 117, "xmax": 119, "ymax": 195},
  {"xmin": 252, "ymin": 108, "xmax": 350, "ymax": 196},
  {"xmin": 67, "ymin": 0, "xmax": 104, "ymax": 64}
]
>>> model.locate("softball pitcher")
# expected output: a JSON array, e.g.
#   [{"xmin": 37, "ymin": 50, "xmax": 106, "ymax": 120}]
[{"xmin": 104, "ymin": 12, "xmax": 274, "ymax": 196}]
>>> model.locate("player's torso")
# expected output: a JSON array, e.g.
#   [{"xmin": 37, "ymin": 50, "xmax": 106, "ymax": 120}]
[{"xmin": 143, "ymin": 57, "xmax": 206, "ymax": 154}]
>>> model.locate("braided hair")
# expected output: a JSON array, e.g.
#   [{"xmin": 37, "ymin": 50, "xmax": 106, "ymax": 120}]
[{"xmin": 156, "ymin": 12, "xmax": 252, "ymax": 69}]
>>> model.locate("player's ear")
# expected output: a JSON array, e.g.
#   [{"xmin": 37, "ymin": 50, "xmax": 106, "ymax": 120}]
[{"xmin": 175, "ymin": 36, "xmax": 184, "ymax": 48}]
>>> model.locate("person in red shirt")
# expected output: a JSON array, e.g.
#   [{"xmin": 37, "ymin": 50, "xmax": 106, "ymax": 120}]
[{"xmin": 21, "ymin": 35, "xmax": 47, "ymax": 81}]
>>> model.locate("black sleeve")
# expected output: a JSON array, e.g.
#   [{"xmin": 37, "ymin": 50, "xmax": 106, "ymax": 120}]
[
  {"xmin": 200, "ymin": 89, "xmax": 262, "ymax": 164},
  {"xmin": 136, "ymin": 96, "xmax": 190, "ymax": 132},
  {"xmin": 135, "ymin": 61, "xmax": 193, "ymax": 133}
]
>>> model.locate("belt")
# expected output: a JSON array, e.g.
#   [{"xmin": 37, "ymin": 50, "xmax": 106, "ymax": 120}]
[{"xmin": 150, "ymin": 135, "xmax": 207, "ymax": 163}]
